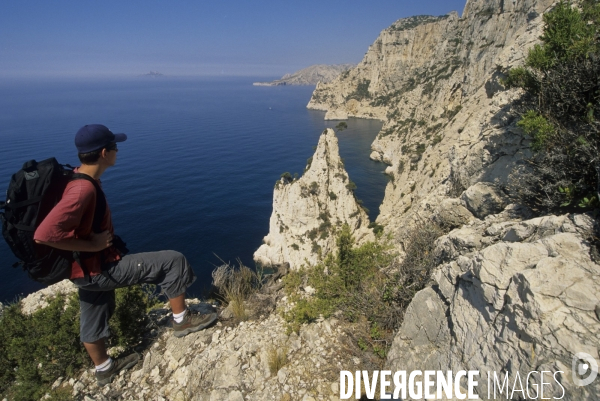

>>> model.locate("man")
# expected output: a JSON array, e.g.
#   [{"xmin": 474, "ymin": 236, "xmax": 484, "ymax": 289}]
[{"xmin": 34, "ymin": 124, "xmax": 217, "ymax": 386}]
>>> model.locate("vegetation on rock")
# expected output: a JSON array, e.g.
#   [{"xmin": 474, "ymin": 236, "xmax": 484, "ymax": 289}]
[
  {"xmin": 282, "ymin": 220, "xmax": 447, "ymax": 358},
  {"xmin": 335, "ymin": 121, "xmax": 348, "ymax": 132},
  {"xmin": 389, "ymin": 15, "xmax": 445, "ymax": 32},
  {"xmin": 346, "ymin": 80, "xmax": 372, "ymax": 101},
  {"xmin": 0, "ymin": 286, "xmax": 159, "ymax": 400},
  {"xmin": 212, "ymin": 262, "xmax": 263, "ymax": 320},
  {"xmin": 506, "ymin": 0, "xmax": 600, "ymax": 211}
]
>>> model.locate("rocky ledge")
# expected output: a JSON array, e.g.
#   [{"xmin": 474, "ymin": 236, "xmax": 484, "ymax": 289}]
[
  {"xmin": 27, "ymin": 278, "xmax": 379, "ymax": 401},
  {"xmin": 388, "ymin": 206, "xmax": 600, "ymax": 400}
]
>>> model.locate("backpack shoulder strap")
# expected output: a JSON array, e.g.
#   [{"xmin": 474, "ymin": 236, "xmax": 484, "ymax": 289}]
[
  {"xmin": 69, "ymin": 173, "xmax": 109, "ymax": 278},
  {"xmin": 70, "ymin": 173, "xmax": 107, "ymax": 233}
]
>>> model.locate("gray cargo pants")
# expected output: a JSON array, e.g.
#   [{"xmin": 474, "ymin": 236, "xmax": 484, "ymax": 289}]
[{"xmin": 72, "ymin": 250, "xmax": 196, "ymax": 343}]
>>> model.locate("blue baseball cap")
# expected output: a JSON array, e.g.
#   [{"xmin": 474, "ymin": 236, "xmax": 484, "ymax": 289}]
[{"xmin": 75, "ymin": 124, "xmax": 127, "ymax": 153}]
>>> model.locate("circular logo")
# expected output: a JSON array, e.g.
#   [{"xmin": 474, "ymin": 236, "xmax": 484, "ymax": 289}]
[{"xmin": 572, "ymin": 352, "xmax": 599, "ymax": 387}]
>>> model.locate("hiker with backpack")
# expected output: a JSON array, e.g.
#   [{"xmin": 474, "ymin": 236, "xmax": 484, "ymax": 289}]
[{"xmin": 4, "ymin": 124, "xmax": 217, "ymax": 386}]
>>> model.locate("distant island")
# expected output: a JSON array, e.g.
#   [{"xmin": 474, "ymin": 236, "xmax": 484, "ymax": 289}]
[
  {"xmin": 253, "ymin": 64, "xmax": 354, "ymax": 86},
  {"xmin": 139, "ymin": 71, "xmax": 164, "ymax": 77}
]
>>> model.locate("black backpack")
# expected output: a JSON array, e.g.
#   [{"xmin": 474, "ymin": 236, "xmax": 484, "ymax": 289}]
[{"xmin": 0, "ymin": 158, "xmax": 106, "ymax": 285}]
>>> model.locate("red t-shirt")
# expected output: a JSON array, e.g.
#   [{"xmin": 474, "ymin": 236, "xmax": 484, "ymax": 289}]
[{"xmin": 33, "ymin": 171, "xmax": 121, "ymax": 279}]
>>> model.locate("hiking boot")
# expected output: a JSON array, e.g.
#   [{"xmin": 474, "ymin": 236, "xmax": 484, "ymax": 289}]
[
  {"xmin": 96, "ymin": 353, "xmax": 140, "ymax": 387},
  {"xmin": 173, "ymin": 310, "xmax": 217, "ymax": 338}
]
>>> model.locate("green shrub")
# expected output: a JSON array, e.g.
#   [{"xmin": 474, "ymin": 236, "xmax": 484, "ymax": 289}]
[
  {"xmin": 506, "ymin": 0, "xmax": 600, "ymax": 211},
  {"xmin": 528, "ymin": 0, "xmax": 599, "ymax": 69},
  {"xmin": 516, "ymin": 111, "xmax": 555, "ymax": 150},
  {"xmin": 0, "ymin": 284, "xmax": 161, "ymax": 400},
  {"xmin": 109, "ymin": 285, "xmax": 161, "ymax": 349},
  {"xmin": 0, "ymin": 294, "xmax": 84, "ymax": 401},
  {"xmin": 335, "ymin": 122, "xmax": 348, "ymax": 131},
  {"xmin": 397, "ymin": 160, "xmax": 405, "ymax": 175},
  {"xmin": 334, "ymin": 172, "xmax": 347, "ymax": 182},
  {"xmin": 282, "ymin": 225, "xmax": 394, "ymax": 349},
  {"xmin": 503, "ymin": 66, "xmax": 536, "ymax": 90},
  {"xmin": 368, "ymin": 222, "xmax": 385, "ymax": 236},
  {"xmin": 282, "ymin": 220, "xmax": 448, "ymax": 357},
  {"xmin": 280, "ymin": 172, "xmax": 293, "ymax": 183}
]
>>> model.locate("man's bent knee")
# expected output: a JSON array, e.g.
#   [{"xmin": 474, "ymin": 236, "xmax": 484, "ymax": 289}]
[{"xmin": 158, "ymin": 250, "xmax": 196, "ymax": 299}]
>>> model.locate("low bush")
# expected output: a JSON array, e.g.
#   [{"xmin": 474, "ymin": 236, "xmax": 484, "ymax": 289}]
[
  {"xmin": 282, "ymin": 220, "xmax": 447, "ymax": 357},
  {"xmin": 368, "ymin": 222, "xmax": 385, "ymax": 236},
  {"xmin": 506, "ymin": 0, "xmax": 600, "ymax": 213},
  {"xmin": 347, "ymin": 80, "xmax": 372, "ymax": 101},
  {"xmin": 109, "ymin": 285, "xmax": 162, "ymax": 349},
  {"xmin": 0, "ymin": 285, "xmax": 164, "ymax": 400},
  {"xmin": 0, "ymin": 294, "xmax": 83, "ymax": 401},
  {"xmin": 305, "ymin": 157, "xmax": 313, "ymax": 172},
  {"xmin": 280, "ymin": 172, "xmax": 293, "ymax": 183},
  {"xmin": 506, "ymin": 0, "xmax": 600, "ymax": 212}
]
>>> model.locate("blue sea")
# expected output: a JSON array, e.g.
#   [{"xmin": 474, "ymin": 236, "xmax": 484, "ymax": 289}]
[{"xmin": 0, "ymin": 77, "xmax": 386, "ymax": 303}]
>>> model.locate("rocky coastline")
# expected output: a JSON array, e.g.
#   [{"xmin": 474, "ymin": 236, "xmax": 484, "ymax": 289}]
[
  {"xmin": 253, "ymin": 64, "xmax": 354, "ymax": 87},
  {"xmin": 7, "ymin": 0, "xmax": 600, "ymax": 400}
]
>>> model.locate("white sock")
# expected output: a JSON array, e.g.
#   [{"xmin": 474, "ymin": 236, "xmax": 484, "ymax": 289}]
[
  {"xmin": 96, "ymin": 357, "xmax": 113, "ymax": 372},
  {"xmin": 173, "ymin": 309, "xmax": 188, "ymax": 324}
]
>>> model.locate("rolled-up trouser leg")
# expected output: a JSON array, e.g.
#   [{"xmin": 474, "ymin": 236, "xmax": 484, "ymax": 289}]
[
  {"xmin": 74, "ymin": 250, "xmax": 197, "ymax": 343},
  {"xmin": 79, "ymin": 288, "xmax": 115, "ymax": 343}
]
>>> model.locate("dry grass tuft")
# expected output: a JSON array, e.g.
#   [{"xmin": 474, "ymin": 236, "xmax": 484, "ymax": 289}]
[
  {"xmin": 267, "ymin": 345, "xmax": 288, "ymax": 375},
  {"xmin": 211, "ymin": 260, "xmax": 261, "ymax": 320}
]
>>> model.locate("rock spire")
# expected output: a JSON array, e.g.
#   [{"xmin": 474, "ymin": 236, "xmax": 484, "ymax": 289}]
[{"xmin": 254, "ymin": 128, "xmax": 372, "ymax": 270}]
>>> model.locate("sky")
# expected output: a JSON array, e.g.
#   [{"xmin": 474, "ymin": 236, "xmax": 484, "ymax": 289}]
[{"xmin": 0, "ymin": 0, "xmax": 467, "ymax": 78}]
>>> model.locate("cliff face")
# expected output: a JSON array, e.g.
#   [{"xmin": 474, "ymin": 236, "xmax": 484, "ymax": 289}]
[
  {"xmin": 21, "ymin": 2, "xmax": 600, "ymax": 399},
  {"xmin": 308, "ymin": 0, "xmax": 554, "ymax": 234},
  {"xmin": 254, "ymin": 128, "xmax": 372, "ymax": 270},
  {"xmin": 305, "ymin": 0, "xmax": 600, "ymax": 398}
]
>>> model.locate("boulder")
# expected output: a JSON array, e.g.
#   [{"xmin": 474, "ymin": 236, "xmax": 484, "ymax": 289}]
[
  {"xmin": 388, "ymin": 213, "xmax": 600, "ymax": 400},
  {"xmin": 460, "ymin": 182, "xmax": 507, "ymax": 219}
]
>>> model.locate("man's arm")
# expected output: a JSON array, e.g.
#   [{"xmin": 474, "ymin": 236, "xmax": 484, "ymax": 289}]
[{"xmin": 35, "ymin": 230, "xmax": 113, "ymax": 253}]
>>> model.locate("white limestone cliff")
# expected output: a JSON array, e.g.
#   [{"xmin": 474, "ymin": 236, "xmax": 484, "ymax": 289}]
[
  {"xmin": 254, "ymin": 128, "xmax": 372, "ymax": 270},
  {"xmin": 14, "ymin": 1, "xmax": 600, "ymax": 400},
  {"xmin": 307, "ymin": 0, "xmax": 555, "ymax": 236},
  {"xmin": 304, "ymin": 0, "xmax": 600, "ymax": 399}
]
